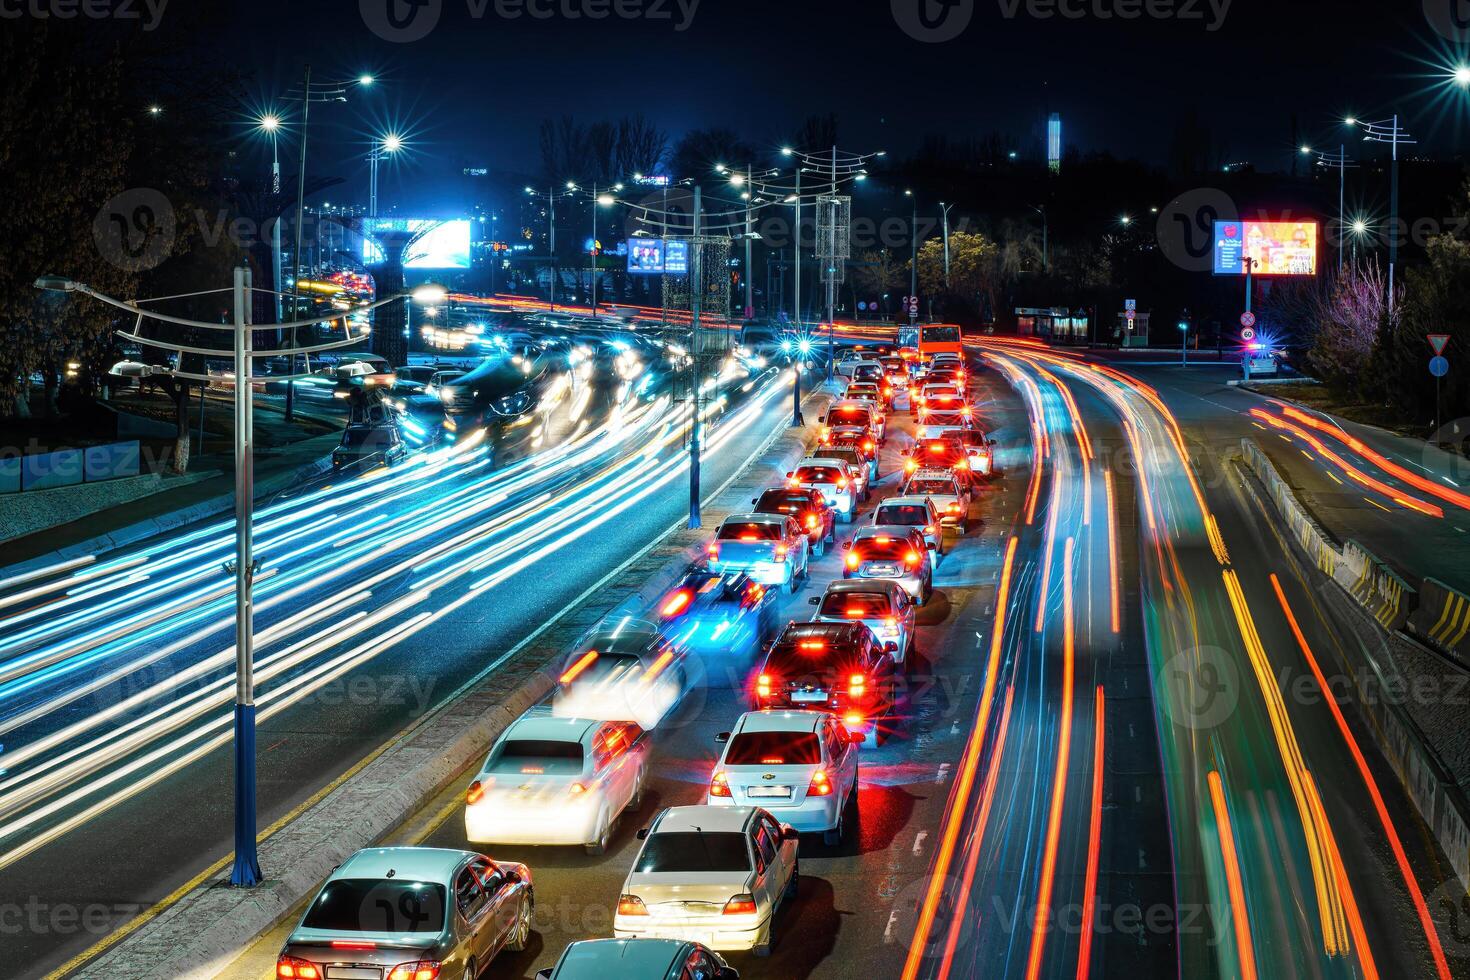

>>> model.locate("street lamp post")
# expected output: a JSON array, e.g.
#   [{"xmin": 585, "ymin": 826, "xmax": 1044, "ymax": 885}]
[
  {"xmin": 939, "ymin": 202, "xmax": 955, "ymax": 289},
  {"xmin": 1354, "ymin": 115, "xmax": 1415, "ymax": 313},
  {"xmin": 1029, "ymin": 204, "xmax": 1048, "ymax": 273},
  {"xmin": 33, "ymin": 270, "xmax": 434, "ymax": 888},
  {"xmin": 905, "ymin": 190, "xmax": 917, "ymax": 328},
  {"xmin": 688, "ymin": 184, "xmax": 703, "ymax": 530},
  {"xmin": 258, "ymin": 114, "xmax": 283, "ymax": 324},
  {"xmin": 368, "ymin": 133, "xmax": 402, "ymax": 220},
  {"xmin": 1313, "ymin": 144, "xmax": 1357, "ymax": 277}
]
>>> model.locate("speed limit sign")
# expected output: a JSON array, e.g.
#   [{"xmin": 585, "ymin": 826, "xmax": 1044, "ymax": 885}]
[{"xmin": 1241, "ymin": 326, "xmax": 1256, "ymax": 342}]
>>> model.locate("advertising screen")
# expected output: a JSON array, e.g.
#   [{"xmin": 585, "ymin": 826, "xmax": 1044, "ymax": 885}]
[
  {"xmin": 664, "ymin": 240, "xmax": 689, "ymax": 274},
  {"xmin": 1213, "ymin": 220, "xmax": 1318, "ymax": 276},
  {"xmin": 362, "ymin": 220, "xmax": 472, "ymax": 269},
  {"xmin": 628, "ymin": 239, "xmax": 664, "ymax": 273}
]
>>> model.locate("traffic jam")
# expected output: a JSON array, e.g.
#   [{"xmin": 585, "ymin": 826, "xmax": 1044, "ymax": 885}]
[{"xmin": 275, "ymin": 339, "xmax": 1000, "ymax": 980}]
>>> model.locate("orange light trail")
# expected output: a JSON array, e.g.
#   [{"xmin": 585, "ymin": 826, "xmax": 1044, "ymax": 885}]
[
  {"xmin": 901, "ymin": 536, "xmax": 1019, "ymax": 980},
  {"xmin": 1075, "ymin": 684, "xmax": 1106, "ymax": 980},
  {"xmin": 935, "ymin": 684, "xmax": 1017, "ymax": 978},
  {"xmin": 1249, "ymin": 409, "xmax": 1443, "ymax": 518},
  {"xmin": 1270, "ymin": 574, "xmax": 1452, "ymax": 980},
  {"xmin": 558, "ymin": 650, "xmax": 598, "ymax": 684},
  {"xmin": 1208, "ymin": 769, "xmax": 1259, "ymax": 980},
  {"xmin": 1023, "ymin": 537, "xmax": 1077, "ymax": 980}
]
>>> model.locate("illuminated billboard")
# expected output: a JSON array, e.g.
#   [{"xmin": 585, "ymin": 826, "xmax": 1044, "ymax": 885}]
[
  {"xmin": 1213, "ymin": 220, "xmax": 1318, "ymax": 276},
  {"xmin": 363, "ymin": 219, "xmax": 472, "ymax": 269},
  {"xmin": 626, "ymin": 238, "xmax": 690, "ymax": 274}
]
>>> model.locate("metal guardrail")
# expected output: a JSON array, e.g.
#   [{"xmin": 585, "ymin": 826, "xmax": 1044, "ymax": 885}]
[{"xmin": 0, "ymin": 440, "xmax": 141, "ymax": 493}]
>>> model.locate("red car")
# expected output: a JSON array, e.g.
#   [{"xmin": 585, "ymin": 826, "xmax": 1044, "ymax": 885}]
[{"xmin": 751, "ymin": 486, "xmax": 836, "ymax": 556}]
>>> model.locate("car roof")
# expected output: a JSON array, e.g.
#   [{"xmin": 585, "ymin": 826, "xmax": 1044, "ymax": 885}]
[
  {"xmin": 798, "ymin": 457, "xmax": 847, "ymax": 468},
  {"xmin": 776, "ymin": 619, "xmax": 868, "ymax": 643},
  {"xmin": 333, "ymin": 847, "xmax": 473, "ymax": 882},
  {"xmin": 556, "ymin": 939, "xmax": 688, "ymax": 974},
  {"xmin": 502, "ymin": 714, "xmax": 599, "ymax": 744},
  {"xmin": 735, "ymin": 709, "xmax": 825, "ymax": 734},
  {"xmin": 653, "ymin": 804, "xmax": 754, "ymax": 834},
  {"xmin": 722, "ymin": 512, "xmax": 787, "ymax": 525},
  {"xmin": 856, "ymin": 525, "xmax": 924, "ymax": 541},
  {"xmin": 577, "ymin": 618, "xmax": 662, "ymax": 654},
  {"xmin": 821, "ymin": 578, "xmax": 906, "ymax": 599}
]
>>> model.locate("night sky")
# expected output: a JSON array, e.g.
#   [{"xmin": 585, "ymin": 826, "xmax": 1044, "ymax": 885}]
[{"xmin": 207, "ymin": 0, "xmax": 1466, "ymax": 210}]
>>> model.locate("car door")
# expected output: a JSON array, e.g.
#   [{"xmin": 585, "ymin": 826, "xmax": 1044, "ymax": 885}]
[
  {"xmin": 784, "ymin": 518, "xmax": 806, "ymax": 572},
  {"xmin": 454, "ymin": 862, "xmax": 494, "ymax": 964},
  {"xmin": 757, "ymin": 812, "xmax": 794, "ymax": 898},
  {"xmin": 750, "ymin": 820, "xmax": 781, "ymax": 914},
  {"xmin": 824, "ymin": 719, "xmax": 856, "ymax": 802},
  {"xmin": 681, "ymin": 946, "xmax": 720, "ymax": 980},
  {"xmin": 473, "ymin": 858, "xmax": 519, "ymax": 956}
]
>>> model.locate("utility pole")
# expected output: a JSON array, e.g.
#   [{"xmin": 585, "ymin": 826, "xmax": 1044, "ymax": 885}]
[
  {"xmin": 591, "ymin": 182, "xmax": 598, "ymax": 319},
  {"xmin": 908, "ymin": 193, "xmax": 918, "ymax": 327},
  {"xmin": 826, "ymin": 145, "xmax": 838, "ymax": 380},
  {"xmin": 744, "ymin": 163, "xmax": 754, "ymax": 320},
  {"xmin": 230, "ymin": 265, "xmax": 260, "ymax": 887},
  {"xmin": 1359, "ymin": 116, "xmax": 1415, "ymax": 313},
  {"xmin": 550, "ymin": 187, "xmax": 558, "ymax": 312},
  {"xmin": 792, "ymin": 168, "xmax": 802, "ymax": 335},
  {"xmin": 688, "ymin": 185, "xmax": 703, "ymax": 530},
  {"xmin": 1313, "ymin": 146, "xmax": 1357, "ymax": 278},
  {"xmin": 285, "ymin": 64, "xmax": 311, "ymax": 425},
  {"xmin": 940, "ymin": 202, "xmax": 955, "ymax": 289}
]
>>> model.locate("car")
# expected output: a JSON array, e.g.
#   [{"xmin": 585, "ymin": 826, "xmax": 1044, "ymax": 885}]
[
  {"xmin": 901, "ymin": 467, "xmax": 973, "ymax": 532},
  {"xmin": 331, "ymin": 423, "xmax": 408, "ymax": 471},
  {"xmin": 387, "ymin": 391, "xmax": 448, "ymax": 445},
  {"xmin": 706, "ymin": 513, "xmax": 811, "ymax": 592},
  {"xmin": 437, "ymin": 350, "xmax": 562, "ymax": 423},
  {"xmin": 614, "ymin": 805, "xmax": 799, "ymax": 956},
  {"xmin": 903, "ymin": 435, "xmax": 974, "ymax": 482},
  {"xmin": 535, "ymin": 938, "xmax": 738, "ymax": 980},
  {"xmin": 842, "ymin": 380, "xmax": 883, "ymax": 404},
  {"xmin": 425, "ymin": 370, "xmax": 466, "ymax": 399},
  {"xmin": 394, "ymin": 364, "xmax": 441, "ymax": 385},
  {"xmin": 655, "ymin": 562, "xmax": 778, "ymax": 654},
  {"xmin": 916, "ymin": 411, "xmax": 975, "ymax": 441},
  {"xmin": 749, "ymin": 621, "xmax": 898, "ymax": 740},
  {"xmin": 872, "ymin": 495, "xmax": 945, "ymax": 556},
  {"xmin": 833, "ymin": 349, "xmax": 867, "ymax": 377},
  {"xmin": 952, "ymin": 428, "xmax": 997, "ymax": 477},
  {"xmin": 275, "ymin": 846, "xmax": 533, "ymax": 980},
  {"xmin": 823, "ymin": 440, "xmax": 878, "ymax": 489},
  {"xmin": 788, "ymin": 457, "xmax": 860, "ymax": 522},
  {"xmin": 809, "ymin": 578, "xmax": 917, "ymax": 665},
  {"xmin": 820, "ymin": 400, "xmax": 885, "ymax": 444},
  {"xmin": 841, "ymin": 525, "xmax": 933, "ymax": 602},
  {"xmin": 751, "ymin": 487, "xmax": 835, "ymax": 556},
  {"xmin": 552, "ymin": 619, "xmax": 688, "ymax": 730},
  {"xmin": 849, "ymin": 361, "xmax": 885, "ymax": 386},
  {"xmin": 464, "ymin": 713, "xmax": 647, "ymax": 855},
  {"xmin": 708, "ymin": 710, "xmax": 861, "ymax": 845}
]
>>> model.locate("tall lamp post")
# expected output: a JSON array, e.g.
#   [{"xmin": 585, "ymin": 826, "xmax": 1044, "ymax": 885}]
[
  {"xmin": 939, "ymin": 202, "xmax": 956, "ymax": 290},
  {"xmin": 588, "ymin": 183, "xmax": 622, "ymax": 319},
  {"xmin": 525, "ymin": 184, "xmax": 577, "ymax": 312},
  {"xmin": 257, "ymin": 114, "xmax": 284, "ymax": 324},
  {"xmin": 32, "ymin": 270, "xmax": 441, "ymax": 887},
  {"xmin": 904, "ymin": 190, "xmax": 918, "ymax": 328},
  {"xmin": 368, "ymin": 132, "xmax": 403, "ymax": 219},
  {"xmin": 1350, "ymin": 115, "xmax": 1414, "ymax": 313},
  {"xmin": 1310, "ymin": 144, "xmax": 1356, "ymax": 278},
  {"xmin": 1029, "ymin": 204, "xmax": 1049, "ymax": 273}
]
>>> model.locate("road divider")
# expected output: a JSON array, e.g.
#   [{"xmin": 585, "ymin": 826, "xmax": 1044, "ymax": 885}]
[{"xmin": 1409, "ymin": 578, "xmax": 1470, "ymax": 668}]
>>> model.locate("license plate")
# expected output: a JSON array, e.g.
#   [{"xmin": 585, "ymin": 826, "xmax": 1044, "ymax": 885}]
[
  {"xmin": 868, "ymin": 564, "xmax": 898, "ymax": 576},
  {"xmin": 327, "ymin": 970, "xmax": 382, "ymax": 980},
  {"xmin": 747, "ymin": 785, "xmax": 792, "ymax": 798},
  {"xmin": 792, "ymin": 690, "xmax": 828, "ymax": 703}
]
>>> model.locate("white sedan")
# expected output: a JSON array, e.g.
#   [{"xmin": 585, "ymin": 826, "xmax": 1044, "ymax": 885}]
[
  {"xmin": 466, "ymin": 713, "xmax": 647, "ymax": 854},
  {"xmin": 615, "ymin": 805, "xmax": 799, "ymax": 956},
  {"xmin": 552, "ymin": 619, "xmax": 688, "ymax": 730}
]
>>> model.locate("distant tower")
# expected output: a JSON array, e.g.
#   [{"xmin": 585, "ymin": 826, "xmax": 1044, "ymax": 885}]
[{"xmin": 1048, "ymin": 113, "xmax": 1062, "ymax": 173}]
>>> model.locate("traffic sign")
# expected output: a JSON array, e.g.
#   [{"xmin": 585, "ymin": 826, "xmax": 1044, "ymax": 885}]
[
  {"xmin": 1241, "ymin": 326, "xmax": 1256, "ymax": 342},
  {"xmin": 858, "ymin": 301, "xmax": 868, "ymax": 312},
  {"xmin": 1429, "ymin": 333, "xmax": 1450, "ymax": 356},
  {"xmin": 1430, "ymin": 356, "xmax": 1450, "ymax": 378},
  {"xmin": 1125, "ymin": 298, "xmax": 1137, "ymax": 311},
  {"xmin": 908, "ymin": 296, "xmax": 919, "ymax": 315},
  {"xmin": 1240, "ymin": 311, "xmax": 1257, "ymax": 329},
  {"xmin": 1125, "ymin": 309, "xmax": 1136, "ymax": 321}
]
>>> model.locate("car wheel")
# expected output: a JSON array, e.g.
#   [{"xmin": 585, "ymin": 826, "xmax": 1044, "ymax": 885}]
[
  {"xmin": 822, "ymin": 808, "xmax": 844, "ymax": 847},
  {"xmin": 826, "ymin": 524, "xmax": 836, "ymax": 544},
  {"xmin": 786, "ymin": 859, "xmax": 801, "ymax": 903},
  {"xmin": 631, "ymin": 768, "xmax": 645, "ymax": 808},
  {"xmin": 505, "ymin": 895, "xmax": 533, "ymax": 952},
  {"xmin": 585, "ymin": 811, "xmax": 611, "ymax": 856},
  {"xmin": 463, "ymin": 958, "xmax": 477, "ymax": 980}
]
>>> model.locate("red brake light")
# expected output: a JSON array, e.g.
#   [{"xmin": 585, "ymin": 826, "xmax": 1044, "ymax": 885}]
[
  {"xmin": 278, "ymin": 957, "xmax": 323, "ymax": 980},
  {"xmin": 710, "ymin": 771, "xmax": 732, "ymax": 797},
  {"xmin": 863, "ymin": 440, "xmax": 875, "ymax": 451},
  {"xmin": 836, "ymin": 477, "xmax": 848, "ymax": 489},
  {"xmin": 848, "ymin": 673, "xmax": 866, "ymax": 698},
  {"xmin": 776, "ymin": 544, "xmax": 789, "ymax": 558},
  {"xmin": 905, "ymin": 551, "xmax": 921, "ymax": 566},
  {"xmin": 808, "ymin": 769, "xmax": 833, "ymax": 797},
  {"xmin": 466, "ymin": 780, "xmax": 486, "ymax": 805},
  {"xmin": 386, "ymin": 962, "xmax": 443, "ymax": 980},
  {"xmin": 707, "ymin": 540, "xmax": 720, "ymax": 556},
  {"xmin": 757, "ymin": 673, "xmax": 773, "ymax": 697},
  {"xmin": 805, "ymin": 514, "xmax": 818, "ymax": 529},
  {"xmin": 723, "ymin": 894, "xmax": 759, "ymax": 915},
  {"xmin": 560, "ymin": 650, "xmax": 598, "ymax": 684},
  {"xmin": 923, "ymin": 525, "xmax": 936, "ymax": 534},
  {"xmin": 798, "ymin": 640, "xmax": 827, "ymax": 651},
  {"xmin": 845, "ymin": 551, "xmax": 860, "ymax": 569},
  {"xmin": 884, "ymin": 616, "xmax": 898, "ymax": 629},
  {"xmin": 905, "ymin": 459, "xmax": 919, "ymax": 473},
  {"xmin": 661, "ymin": 589, "xmax": 693, "ymax": 617},
  {"xmin": 845, "ymin": 606, "xmax": 866, "ymax": 618},
  {"xmin": 618, "ymin": 894, "xmax": 649, "ymax": 916},
  {"xmin": 947, "ymin": 502, "xmax": 962, "ymax": 513}
]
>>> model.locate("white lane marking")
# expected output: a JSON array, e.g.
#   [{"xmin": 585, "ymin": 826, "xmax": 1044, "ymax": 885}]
[
  {"xmin": 884, "ymin": 909, "xmax": 902, "ymax": 942},
  {"xmin": 936, "ymin": 762, "xmax": 952, "ymax": 784},
  {"xmin": 913, "ymin": 830, "xmax": 929, "ymax": 856}
]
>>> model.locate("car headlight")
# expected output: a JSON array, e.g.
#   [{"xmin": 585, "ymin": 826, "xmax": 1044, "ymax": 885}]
[{"xmin": 493, "ymin": 390, "xmax": 532, "ymax": 415}]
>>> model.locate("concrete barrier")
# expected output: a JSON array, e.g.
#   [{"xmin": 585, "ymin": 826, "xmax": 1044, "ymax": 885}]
[{"xmin": 1409, "ymin": 578, "xmax": 1470, "ymax": 670}]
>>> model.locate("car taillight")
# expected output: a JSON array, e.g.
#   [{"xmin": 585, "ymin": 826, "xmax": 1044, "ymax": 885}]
[
  {"xmin": 569, "ymin": 782, "xmax": 587, "ymax": 795},
  {"xmin": 904, "ymin": 459, "xmax": 918, "ymax": 473},
  {"xmin": 848, "ymin": 673, "xmax": 867, "ymax": 698},
  {"xmin": 661, "ymin": 589, "xmax": 693, "ymax": 617},
  {"xmin": 836, "ymin": 477, "xmax": 848, "ymax": 489},
  {"xmin": 844, "ymin": 711, "xmax": 865, "ymax": 729},
  {"xmin": 618, "ymin": 894, "xmax": 649, "ymax": 916},
  {"xmin": 863, "ymin": 440, "xmax": 875, "ymax": 451},
  {"xmin": 757, "ymin": 673, "xmax": 773, "ymax": 698},
  {"xmin": 707, "ymin": 540, "xmax": 719, "ymax": 557},
  {"xmin": 386, "ymin": 963, "xmax": 441, "ymax": 980},
  {"xmin": 466, "ymin": 779, "xmax": 486, "ymax": 805},
  {"xmin": 905, "ymin": 551, "xmax": 920, "ymax": 566},
  {"xmin": 808, "ymin": 769, "xmax": 833, "ymax": 797},
  {"xmin": 277, "ymin": 957, "xmax": 323, "ymax": 980},
  {"xmin": 845, "ymin": 552, "xmax": 860, "ymax": 569},
  {"xmin": 805, "ymin": 514, "xmax": 818, "ymax": 529},
  {"xmin": 923, "ymin": 525, "xmax": 935, "ymax": 534},
  {"xmin": 884, "ymin": 616, "xmax": 899, "ymax": 631},
  {"xmin": 710, "ymin": 771, "xmax": 732, "ymax": 797},
  {"xmin": 776, "ymin": 544, "xmax": 789, "ymax": 558},
  {"xmin": 787, "ymin": 477, "xmax": 800, "ymax": 488},
  {"xmin": 947, "ymin": 502, "xmax": 962, "ymax": 513},
  {"xmin": 723, "ymin": 894, "xmax": 759, "ymax": 915}
]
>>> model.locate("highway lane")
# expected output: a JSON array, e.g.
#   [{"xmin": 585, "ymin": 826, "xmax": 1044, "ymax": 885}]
[
  {"xmin": 220, "ymin": 353, "xmax": 1034, "ymax": 979},
  {"xmin": 0, "ymin": 342, "xmax": 803, "ymax": 978},
  {"xmin": 989, "ymin": 342, "xmax": 1461, "ymax": 979}
]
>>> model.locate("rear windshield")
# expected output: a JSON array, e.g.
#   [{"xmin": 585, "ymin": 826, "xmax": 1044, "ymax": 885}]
[
  {"xmin": 924, "ymin": 414, "xmax": 966, "ymax": 426},
  {"xmin": 726, "ymin": 731, "xmax": 822, "ymax": 766},
  {"xmin": 755, "ymin": 490, "xmax": 814, "ymax": 513},
  {"xmin": 636, "ymin": 832, "xmax": 750, "ymax": 873},
  {"xmin": 718, "ymin": 521, "xmax": 782, "ymax": 541},
  {"xmin": 908, "ymin": 479, "xmax": 956, "ymax": 495},
  {"xmin": 765, "ymin": 634, "xmax": 864, "ymax": 673},
  {"xmin": 877, "ymin": 504, "xmax": 929, "ymax": 524},
  {"xmin": 486, "ymin": 739, "xmax": 584, "ymax": 776},
  {"xmin": 852, "ymin": 365, "xmax": 883, "ymax": 378},
  {"xmin": 304, "ymin": 879, "xmax": 446, "ymax": 934},
  {"xmin": 829, "ymin": 407, "xmax": 871, "ymax": 423},
  {"xmin": 571, "ymin": 652, "xmax": 645, "ymax": 682},
  {"xmin": 819, "ymin": 592, "xmax": 892, "ymax": 619},
  {"xmin": 794, "ymin": 466, "xmax": 842, "ymax": 484}
]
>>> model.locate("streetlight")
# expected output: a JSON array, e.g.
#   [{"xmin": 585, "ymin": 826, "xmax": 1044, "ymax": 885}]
[
  {"xmin": 33, "ymin": 269, "xmax": 439, "ymax": 888},
  {"xmin": 147, "ymin": 104, "xmax": 162, "ymax": 116},
  {"xmin": 1312, "ymin": 143, "xmax": 1358, "ymax": 277},
  {"xmin": 1120, "ymin": 214, "xmax": 1133, "ymax": 227},
  {"xmin": 1029, "ymin": 204, "xmax": 1049, "ymax": 273},
  {"xmin": 905, "ymin": 190, "xmax": 918, "ymax": 329},
  {"xmin": 1355, "ymin": 116, "xmax": 1415, "ymax": 312},
  {"xmin": 258, "ymin": 113, "xmax": 285, "ymax": 321},
  {"xmin": 1454, "ymin": 64, "xmax": 1470, "ymax": 88},
  {"xmin": 938, "ymin": 202, "xmax": 956, "ymax": 290},
  {"xmin": 369, "ymin": 133, "xmax": 403, "ymax": 219},
  {"xmin": 590, "ymin": 183, "xmax": 622, "ymax": 318}
]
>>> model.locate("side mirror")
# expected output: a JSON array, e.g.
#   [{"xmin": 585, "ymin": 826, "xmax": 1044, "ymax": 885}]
[
  {"xmin": 751, "ymin": 497, "xmax": 758, "ymax": 505},
  {"xmin": 808, "ymin": 596, "xmax": 820, "ymax": 605},
  {"xmin": 536, "ymin": 971, "xmax": 555, "ymax": 980},
  {"xmin": 780, "ymin": 825, "xmax": 800, "ymax": 841},
  {"xmin": 841, "ymin": 541, "xmax": 851, "ymax": 550},
  {"xmin": 848, "ymin": 730, "xmax": 867, "ymax": 745},
  {"xmin": 715, "ymin": 731, "xmax": 731, "ymax": 743},
  {"xmin": 885, "ymin": 641, "xmax": 898, "ymax": 653},
  {"xmin": 636, "ymin": 828, "xmax": 650, "ymax": 840},
  {"xmin": 503, "ymin": 870, "xmax": 522, "ymax": 885},
  {"xmin": 785, "ymin": 471, "xmax": 793, "ymax": 479}
]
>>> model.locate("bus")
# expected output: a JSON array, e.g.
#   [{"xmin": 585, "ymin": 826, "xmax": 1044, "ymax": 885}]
[{"xmin": 918, "ymin": 324, "xmax": 963, "ymax": 361}]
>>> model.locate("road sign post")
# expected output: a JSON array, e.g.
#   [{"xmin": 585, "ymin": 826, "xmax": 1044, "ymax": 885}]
[{"xmin": 1429, "ymin": 336, "xmax": 1451, "ymax": 439}]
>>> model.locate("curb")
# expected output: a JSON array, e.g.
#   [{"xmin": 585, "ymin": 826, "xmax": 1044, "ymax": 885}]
[{"xmin": 67, "ymin": 387, "xmax": 831, "ymax": 980}]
